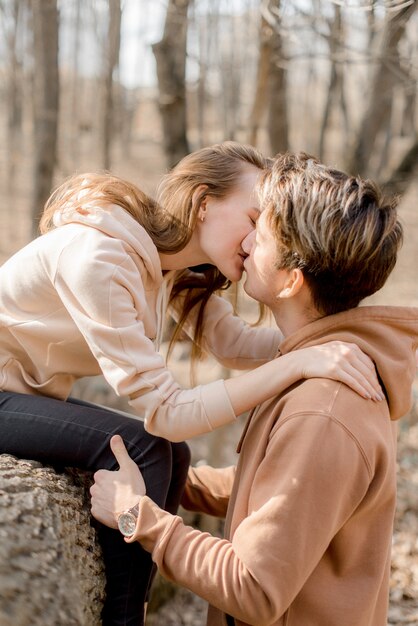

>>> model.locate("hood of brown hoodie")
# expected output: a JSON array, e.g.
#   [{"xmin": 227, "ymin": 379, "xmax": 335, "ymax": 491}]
[{"xmin": 278, "ymin": 306, "xmax": 418, "ymax": 421}]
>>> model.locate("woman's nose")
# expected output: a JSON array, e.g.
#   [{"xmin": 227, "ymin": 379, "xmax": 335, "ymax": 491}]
[{"xmin": 242, "ymin": 229, "xmax": 255, "ymax": 254}]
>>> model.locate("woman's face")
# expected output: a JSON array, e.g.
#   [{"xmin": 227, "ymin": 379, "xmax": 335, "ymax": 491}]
[{"xmin": 197, "ymin": 166, "xmax": 262, "ymax": 282}]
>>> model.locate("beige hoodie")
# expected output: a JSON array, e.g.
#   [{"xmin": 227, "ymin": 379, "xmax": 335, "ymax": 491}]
[
  {"xmin": 0, "ymin": 205, "xmax": 280, "ymax": 440},
  {"xmin": 126, "ymin": 306, "xmax": 418, "ymax": 626}
]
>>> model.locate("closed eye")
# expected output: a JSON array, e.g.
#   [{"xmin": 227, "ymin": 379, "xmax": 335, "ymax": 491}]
[{"xmin": 249, "ymin": 210, "xmax": 260, "ymax": 226}]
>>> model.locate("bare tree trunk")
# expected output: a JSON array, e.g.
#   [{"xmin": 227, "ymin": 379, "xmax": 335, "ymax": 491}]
[
  {"xmin": 221, "ymin": 18, "xmax": 240, "ymax": 141},
  {"xmin": 120, "ymin": 90, "xmax": 136, "ymax": 161},
  {"xmin": 196, "ymin": 13, "xmax": 209, "ymax": 148},
  {"xmin": 193, "ymin": 0, "xmax": 214, "ymax": 148},
  {"xmin": 400, "ymin": 85, "xmax": 417, "ymax": 138},
  {"xmin": 383, "ymin": 140, "xmax": 418, "ymax": 197},
  {"xmin": 31, "ymin": 0, "xmax": 59, "ymax": 238},
  {"xmin": 70, "ymin": 0, "xmax": 82, "ymax": 169},
  {"xmin": 2, "ymin": 0, "xmax": 24, "ymax": 190},
  {"xmin": 101, "ymin": 0, "xmax": 121, "ymax": 170},
  {"xmin": 376, "ymin": 115, "xmax": 394, "ymax": 179},
  {"xmin": 348, "ymin": 2, "xmax": 416, "ymax": 176},
  {"xmin": 153, "ymin": 0, "xmax": 191, "ymax": 168},
  {"xmin": 248, "ymin": 16, "xmax": 271, "ymax": 147},
  {"xmin": 262, "ymin": 0, "xmax": 289, "ymax": 155},
  {"xmin": 367, "ymin": 3, "xmax": 376, "ymax": 50},
  {"xmin": 319, "ymin": 6, "xmax": 349, "ymax": 160}
]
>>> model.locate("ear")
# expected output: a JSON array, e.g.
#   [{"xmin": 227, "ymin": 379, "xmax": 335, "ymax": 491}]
[
  {"xmin": 277, "ymin": 268, "xmax": 304, "ymax": 299},
  {"xmin": 191, "ymin": 185, "xmax": 209, "ymax": 221}
]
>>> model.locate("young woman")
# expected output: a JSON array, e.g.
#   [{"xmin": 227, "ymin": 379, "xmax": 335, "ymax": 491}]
[{"xmin": 0, "ymin": 142, "xmax": 383, "ymax": 626}]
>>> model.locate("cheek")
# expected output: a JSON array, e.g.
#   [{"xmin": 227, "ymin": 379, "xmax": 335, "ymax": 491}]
[
  {"xmin": 253, "ymin": 248, "xmax": 265, "ymax": 269},
  {"xmin": 255, "ymin": 253, "xmax": 273, "ymax": 281}
]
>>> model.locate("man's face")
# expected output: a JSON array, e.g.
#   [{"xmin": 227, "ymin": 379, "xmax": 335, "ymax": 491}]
[{"xmin": 242, "ymin": 210, "xmax": 288, "ymax": 308}]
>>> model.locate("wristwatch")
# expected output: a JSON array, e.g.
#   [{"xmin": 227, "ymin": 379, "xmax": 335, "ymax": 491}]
[{"xmin": 117, "ymin": 503, "xmax": 140, "ymax": 538}]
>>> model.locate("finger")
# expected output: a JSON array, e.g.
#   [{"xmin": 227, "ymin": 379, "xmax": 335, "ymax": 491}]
[
  {"xmin": 110, "ymin": 434, "xmax": 134, "ymax": 468},
  {"xmin": 346, "ymin": 355, "xmax": 383, "ymax": 398},
  {"xmin": 349, "ymin": 347, "xmax": 375, "ymax": 373},
  {"xmin": 333, "ymin": 368, "xmax": 372, "ymax": 400},
  {"xmin": 93, "ymin": 469, "xmax": 111, "ymax": 483},
  {"xmin": 330, "ymin": 342, "xmax": 381, "ymax": 394},
  {"xmin": 340, "ymin": 363, "xmax": 383, "ymax": 401},
  {"xmin": 327, "ymin": 341, "xmax": 375, "ymax": 372},
  {"xmin": 346, "ymin": 355, "xmax": 378, "ymax": 388},
  {"xmin": 334, "ymin": 342, "xmax": 375, "ymax": 372}
]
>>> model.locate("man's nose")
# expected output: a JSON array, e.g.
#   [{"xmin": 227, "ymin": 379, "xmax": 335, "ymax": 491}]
[{"xmin": 242, "ymin": 229, "xmax": 255, "ymax": 254}]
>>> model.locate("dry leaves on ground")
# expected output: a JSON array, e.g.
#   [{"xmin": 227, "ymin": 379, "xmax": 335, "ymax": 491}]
[{"xmin": 389, "ymin": 423, "xmax": 418, "ymax": 625}]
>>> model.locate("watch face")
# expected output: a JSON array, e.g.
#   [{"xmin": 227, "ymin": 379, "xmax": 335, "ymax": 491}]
[{"xmin": 118, "ymin": 512, "xmax": 137, "ymax": 537}]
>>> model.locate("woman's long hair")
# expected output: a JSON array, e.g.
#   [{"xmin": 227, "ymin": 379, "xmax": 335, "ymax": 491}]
[{"xmin": 39, "ymin": 172, "xmax": 188, "ymax": 252}]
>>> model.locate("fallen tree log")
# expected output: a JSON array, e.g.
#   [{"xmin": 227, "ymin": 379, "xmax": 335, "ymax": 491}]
[{"xmin": 0, "ymin": 455, "xmax": 105, "ymax": 626}]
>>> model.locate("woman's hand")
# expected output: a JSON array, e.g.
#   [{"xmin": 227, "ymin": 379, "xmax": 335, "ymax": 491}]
[
  {"xmin": 293, "ymin": 340, "xmax": 384, "ymax": 401},
  {"xmin": 90, "ymin": 435, "xmax": 146, "ymax": 529}
]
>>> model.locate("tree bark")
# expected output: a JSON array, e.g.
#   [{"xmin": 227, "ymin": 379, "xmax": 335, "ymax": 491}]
[
  {"xmin": 318, "ymin": 5, "xmax": 349, "ymax": 160},
  {"xmin": 0, "ymin": 455, "xmax": 105, "ymax": 626},
  {"xmin": 101, "ymin": 0, "xmax": 122, "ymax": 170},
  {"xmin": 153, "ymin": 0, "xmax": 191, "ymax": 168},
  {"xmin": 70, "ymin": 0, "xmax": 82, "ymax": 169},
  {"xmin": 220, "ymin": 17, "xmax": 241, "ymax": 141},
  {"xmin": 196, "ymin": 11, "xmax": 209, "ymax": 148},
  {"xmin": 347, "ymin": 2, "xmax": 416, "ymax": 176},
  {"xmin": 383, "ymin": 140, "xmax": 418, "ymax": 197},
  {"xmin": 31, "ymin": 0, "xmax": 59, "ymax": 237},
  {"xmin": 400, "ymin": 84, "xmax": 417, "ymax": 138},
  {"xmin": 248, "ymin": 15, "xmax": 271, "ymax": 147},
  {"xmin": 2, "ymin": 0, "xmax": 24, "ymax": 190},
  {"xmin": 262, "ymin": 0, "xmax": 289, "ymax": 155}
]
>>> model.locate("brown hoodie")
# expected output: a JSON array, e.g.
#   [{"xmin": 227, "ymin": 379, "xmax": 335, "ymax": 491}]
[{"xmin": 127, "ymin": 305, "xmax": 418, "ymax": 626}]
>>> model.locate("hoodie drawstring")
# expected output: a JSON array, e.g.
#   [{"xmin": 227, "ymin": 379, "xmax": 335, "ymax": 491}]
[{"xmin": 154, "ymin": 272, "xmax": 176, "ymax": 351}]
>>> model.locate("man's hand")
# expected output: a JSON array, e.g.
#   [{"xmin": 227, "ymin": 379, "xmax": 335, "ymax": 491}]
[{"xmin": 90, "ymin": 435, "xmax": 146, "ymax": 529}]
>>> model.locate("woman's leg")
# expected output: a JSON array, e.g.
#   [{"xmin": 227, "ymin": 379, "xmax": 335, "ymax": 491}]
[
  {"xmin": 143, "ymin": 440, "xmax": 191, "ymax": 605},
  {"xmin": 164, "ymin": 441, "xmax": 191, "ymax": 514},
  {"xmin": 0, "ymin": 391, "xmax": 189, "ymax": 626}
]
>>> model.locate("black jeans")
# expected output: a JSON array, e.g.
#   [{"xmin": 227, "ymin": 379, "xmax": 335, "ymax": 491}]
[{"xmin": 0, "ymin": 391, "xmax": 191, "ymax": 626}]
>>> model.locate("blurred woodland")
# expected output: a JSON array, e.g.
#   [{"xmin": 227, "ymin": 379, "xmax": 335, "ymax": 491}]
[
  {"xmin": 0, "ymin": 0, "xmax": 418, "ymax": 624},
  {"xmin": 0, "ymin": 0, "xmax": 417, "ymax": 241}
]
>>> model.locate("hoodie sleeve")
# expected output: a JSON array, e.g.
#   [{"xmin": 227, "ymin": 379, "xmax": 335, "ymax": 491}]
[
  {"xmin": 53, "ymin": 234, "xmax": 236, "ymax": 441},
  {"xmin": 181, "ymin": 465, "xmax": 236, "ymax": 517},
  {"xmin": 126, "ymin": 413, "xmax": 372, "ymax": 625},
  {"xmin": 169, "ymin": 293, "xmax": 282, "ymax": 369}
]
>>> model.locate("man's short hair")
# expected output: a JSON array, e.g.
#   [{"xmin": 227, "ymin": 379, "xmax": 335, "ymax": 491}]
[{"xmin": 258, "ymin": 152, "xmax": 403, "ymax": 315}]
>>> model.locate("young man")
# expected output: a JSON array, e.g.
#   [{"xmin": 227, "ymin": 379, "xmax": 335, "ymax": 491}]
[{"xmin": 90, "ymin": 153, "xmax": 418, "ymax": 626}]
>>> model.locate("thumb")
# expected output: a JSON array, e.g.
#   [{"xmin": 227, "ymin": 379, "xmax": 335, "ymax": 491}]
[{"xmin": 110, "ymin": 435, "xmax": 133, "ymax": 469}]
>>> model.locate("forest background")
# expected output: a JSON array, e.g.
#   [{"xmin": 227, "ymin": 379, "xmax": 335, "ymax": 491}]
[{"xmin": 0, "ymin": 0, "xmax": 417, "ymax": 624}]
